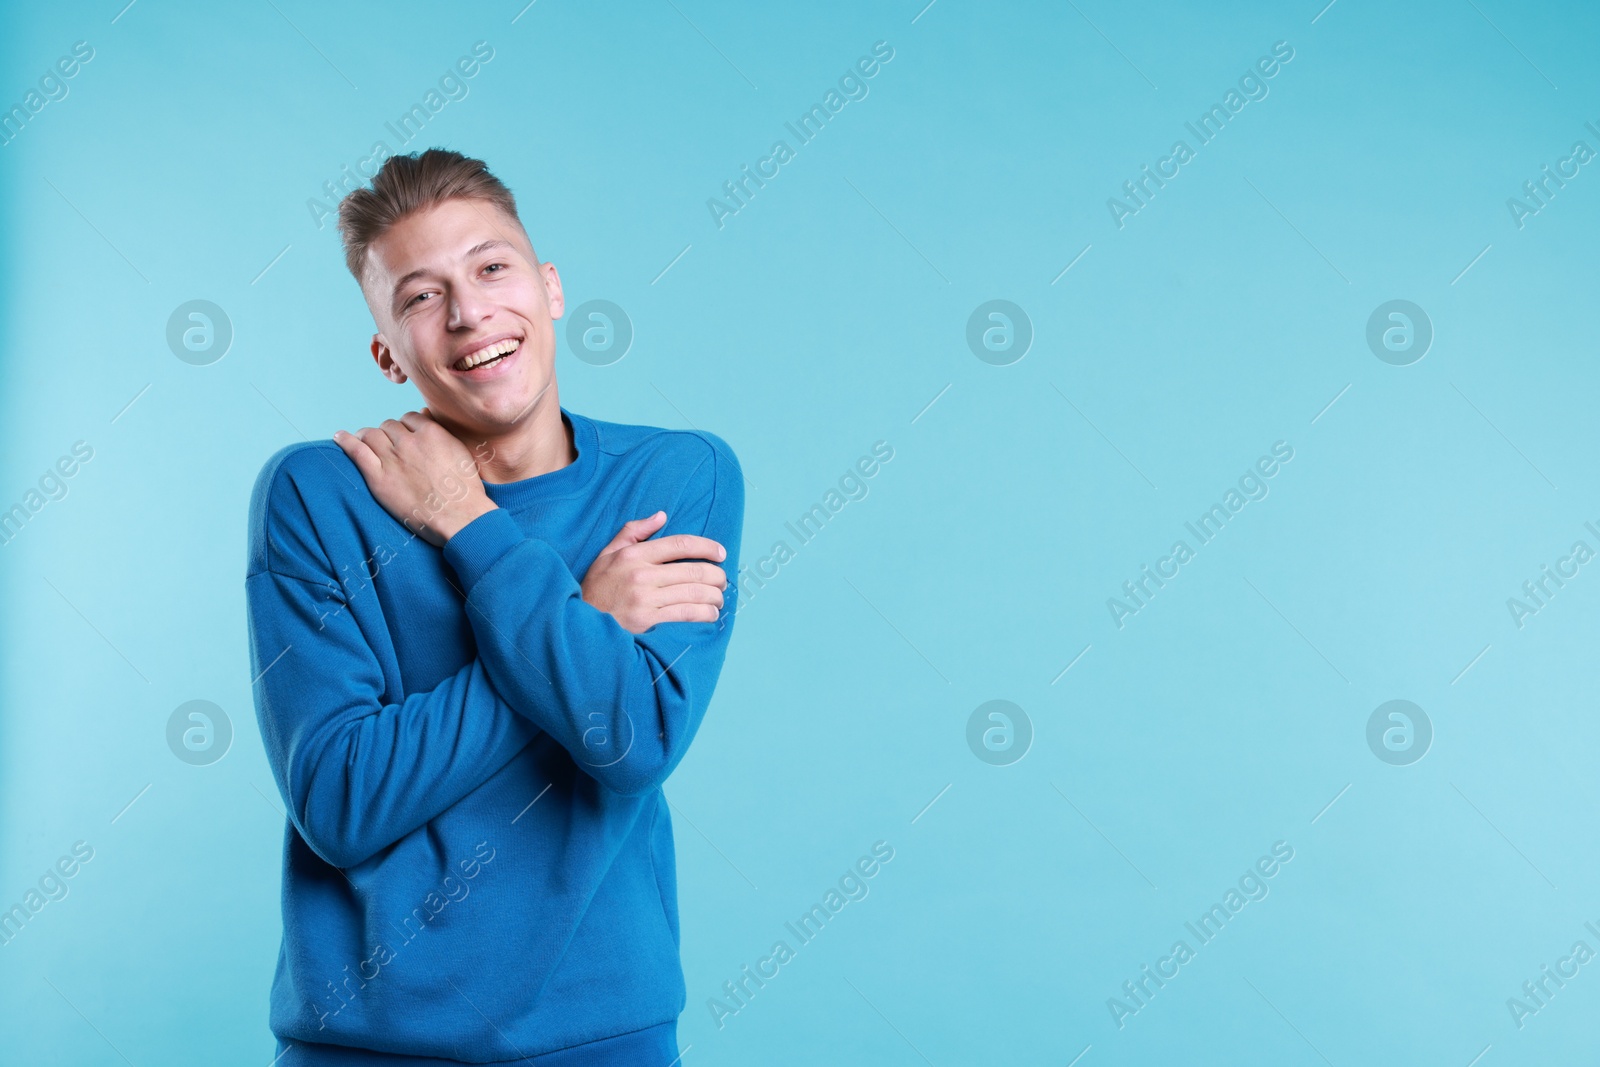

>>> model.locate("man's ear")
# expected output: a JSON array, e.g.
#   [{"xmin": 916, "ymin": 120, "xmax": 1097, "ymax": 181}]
[
  {"xmin": 541, "ymin": 261, "xmax": 565, "ymax": 321},
  {"xmin": 371, "ymin": 335, "xmax": 408, "ymax": 384}
]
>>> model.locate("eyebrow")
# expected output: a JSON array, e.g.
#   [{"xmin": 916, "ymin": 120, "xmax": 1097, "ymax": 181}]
[{"xmin": 389, "ymin": 239, "xmax": 516, "ymax": 308}]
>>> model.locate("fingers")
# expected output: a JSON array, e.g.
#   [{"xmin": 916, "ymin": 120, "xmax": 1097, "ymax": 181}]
[
  {"xmin": 620, "ymin": 598, "xmax": 723, "ymax": 631},
  {"xmin": 344, "ymin": 411, "xmax": 448, "ymax": 467},
  {"xmin": 335, "ymin": 410, "xmax": 429, "ymax": 476},
  {"xmin": 597, "ymin": 511, "xmax": 668, "ymax": 555},
  {"xmin": 378, "ymin": 416, "xmax": 414, "ymax": 447},
  {"xmin": 333, "ymin": 429, "xmax": 383, "ymax": 480},
  {"xmin": 651, "ymin": 581, "xmax": 725, "ymax": 610},
  {"xmin": 631, "ymin": 533, "xmax": 727, "ymax": 565},
  {"xmin": 599, "ymin": 520, "xmax": 728, "ymax": 565},
  {"xmin": 398, "ymin": 410, "xmax": 434, "ymax": 433},
  {"xmin": 650, "ymin": 560, "xmax": 728, "ymax": 590},
  {"xmin": 646, "ymin": 601, "xmax": 722, "ymax": 625}
]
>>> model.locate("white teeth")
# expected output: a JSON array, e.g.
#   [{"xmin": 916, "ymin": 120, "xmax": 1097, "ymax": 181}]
[{"xmin": 456, "ymin": 338, "xmax": 519, "ymax": 370}]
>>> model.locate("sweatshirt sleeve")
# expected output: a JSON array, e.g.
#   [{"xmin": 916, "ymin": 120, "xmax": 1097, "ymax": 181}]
[
  {"xmin": 246, "ymin": 450, "xmax": 542, "ymax": 870},
  {"xmin": 439, "ymin": 433, "xmax": 745, "ymax": 797}
]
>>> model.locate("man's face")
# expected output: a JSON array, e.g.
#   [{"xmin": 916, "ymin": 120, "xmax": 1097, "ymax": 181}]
[{"xmin": 362, "ymin": 197, "xmax": 564, "ymax": 437}]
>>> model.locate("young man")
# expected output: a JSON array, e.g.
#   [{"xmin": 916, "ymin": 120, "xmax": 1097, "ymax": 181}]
[{"xmin": 245, "ymin": 149, "xmax": 743, "ymax": 1065}]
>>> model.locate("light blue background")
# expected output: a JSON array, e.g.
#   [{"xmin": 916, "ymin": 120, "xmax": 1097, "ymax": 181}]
[{"xmin": 3, "ymin": 1, "xmax": 1598, "ymax": 1063}]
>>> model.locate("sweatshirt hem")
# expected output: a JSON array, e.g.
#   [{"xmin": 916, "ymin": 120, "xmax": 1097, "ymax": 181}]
[{"xmin": 274, "ymin": 1018, "xmax": 679, "ymax": 1066}]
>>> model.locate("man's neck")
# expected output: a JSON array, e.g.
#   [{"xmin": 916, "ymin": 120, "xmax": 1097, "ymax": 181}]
[{"xmin": 458, "ymin": 395, "xmax": 576, "ymax": 485}]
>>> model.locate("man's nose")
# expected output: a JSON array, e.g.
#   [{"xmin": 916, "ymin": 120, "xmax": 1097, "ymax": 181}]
[{"xmin": 448, "ymin": 289, "xmax": 491, "ymax": 329}]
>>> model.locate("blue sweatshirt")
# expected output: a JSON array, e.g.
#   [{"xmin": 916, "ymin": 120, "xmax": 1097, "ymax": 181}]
[{"xmin": 244, "ymin": 407, "xmax": 743, "ymax": 1065}]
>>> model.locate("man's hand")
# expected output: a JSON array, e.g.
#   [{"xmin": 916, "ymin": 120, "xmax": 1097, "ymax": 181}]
[
  {"xmin": 333, "ymin": 409, "xmax": 497, "ymax": 548},
  {"xmin": 582, "ymin": 511, "xmax": 728, "ymax": 634}
]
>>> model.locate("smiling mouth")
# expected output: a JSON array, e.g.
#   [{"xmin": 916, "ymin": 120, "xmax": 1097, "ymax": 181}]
[{"xmin": 453, "ymin": 338, "xmax": 520, "ymax": 372}]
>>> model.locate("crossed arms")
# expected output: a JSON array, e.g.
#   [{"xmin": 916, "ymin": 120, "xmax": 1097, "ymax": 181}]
[{"xmin": 246, "ymin": 412, "xmax": 742, "ymax": 869}]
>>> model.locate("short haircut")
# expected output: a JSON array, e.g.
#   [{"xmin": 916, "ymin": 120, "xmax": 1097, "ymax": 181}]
[{"xmin": 336, "ymin": 148, "xmax": 524, "ymax": 285}]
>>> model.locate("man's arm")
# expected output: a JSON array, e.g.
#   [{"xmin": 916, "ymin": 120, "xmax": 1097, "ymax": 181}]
[
  {"xmin": 333, "ymin": 411, "xmax": 744, "ymax": 795},
  {"xmin": 247, "ymin": 450, "xmax": 542, "ymax": 870},
  {"xmin": 441, "ymin": 435, "xmax": 743, "ymax": 795}
]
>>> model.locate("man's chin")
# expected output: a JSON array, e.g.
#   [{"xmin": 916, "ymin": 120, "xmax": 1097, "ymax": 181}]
[
  {"xmin": 437, "ymin": 392, "xmax": 549, "ymax": 438},
  {"xmin": 496, "ymin": 376, "xmax": 556, "ymax": 424}
]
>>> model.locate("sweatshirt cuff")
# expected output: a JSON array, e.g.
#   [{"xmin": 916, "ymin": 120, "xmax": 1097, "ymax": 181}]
[{"xmin": 442, "ymin": 507, "xmax": 525, "ymax": 595}]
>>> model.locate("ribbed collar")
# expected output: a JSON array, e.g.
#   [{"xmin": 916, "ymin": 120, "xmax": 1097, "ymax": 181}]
[{"xmin": 479, "ymin": 406, "xmax": 599, "ymax": 509}]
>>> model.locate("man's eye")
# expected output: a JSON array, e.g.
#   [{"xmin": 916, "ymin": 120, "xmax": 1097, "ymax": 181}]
[
  {"xmin": 407, "ymin": 292, "xmax": 433, "ymax": 306},
  {"xmin": 484, "ymin": 263, "xmax": 505, "ymax": 274}
]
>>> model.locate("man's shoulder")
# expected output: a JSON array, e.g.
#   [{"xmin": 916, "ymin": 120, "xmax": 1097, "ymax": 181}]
[
  {"xmin": 583, "ymin": 410, "xmax": 740, "ymax": 479},
  {"xmin": 579, "ymin": 411, "xmax": 744, "ymax": 537},
  {"xmin": 249, "ymin": 439, "xmax": 371, "ymax": 516},
  {"xmin": 247, "ymin": 440, "xmax": 380, "ymax": 580},
  {"xmin": 252, "ymin": 439, "xmax": 356, "ymax": 490}
]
